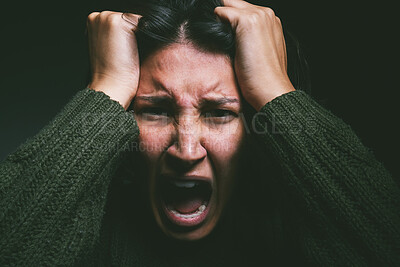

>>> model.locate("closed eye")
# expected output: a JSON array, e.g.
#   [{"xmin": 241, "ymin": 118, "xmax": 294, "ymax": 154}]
[
  {"xmin": 204, "ymin": 109, "xmax": 237, "ymax": 117},
  {"xmin": 137, "ymin": 107, "xmax": 171, "ymax": 121},
  {"xmin": 203, "ymin": 109, "xmax": 237, "ymax": 124},
  {"xmin": 142, "ymin": 107, "xmax": 169, "ymax": 115}
]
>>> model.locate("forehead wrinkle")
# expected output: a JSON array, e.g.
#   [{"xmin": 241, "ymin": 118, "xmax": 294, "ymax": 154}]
[
  {"xmin": 145, "ymin": 77, "xmax": 174, "ymax": 97},
  {"xmin": 148, "ymin": 79, "xmax": 240, "ymax": 110},
  {"xmin": 150, "ymin": 43, "xmax": 230, "ymax": 77},
  {"xmin": 151, "ymin": 72, "xmax": 225, "ymax": 98},
  {"xmin": 140, "ymin": 43, "xmax": 238, "ymax": 108}
]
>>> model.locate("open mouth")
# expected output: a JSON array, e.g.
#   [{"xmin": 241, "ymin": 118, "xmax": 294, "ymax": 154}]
[{"xmin": 158, "ymin": 176, "xmax": 213, "ymax": 230}]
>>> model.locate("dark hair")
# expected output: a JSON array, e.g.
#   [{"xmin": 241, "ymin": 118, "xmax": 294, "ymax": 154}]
[
  {"xmin": 129, "ymin": 0, "xmax": 311, "ymax": 93},
  {"xmin": 134, "ymin": 0, "xmax": 235, "ymax": 61}
]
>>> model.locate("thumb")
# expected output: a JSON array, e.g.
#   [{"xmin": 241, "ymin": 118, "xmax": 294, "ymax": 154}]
[
  {"xmin": 214, "ymin": 6, "xmax": 240, "ymax": 29},
  {"xmin": 121, "ymin": 13, "xmax": 142, "ymax": 30}
]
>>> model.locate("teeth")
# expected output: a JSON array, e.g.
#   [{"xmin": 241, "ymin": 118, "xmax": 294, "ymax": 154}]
[
  {"xmin": 170, "ymin": 204, "xmax": 207, "ymax": 219},
  {"xmin": 198, "ymin": 205, "xmax": 205, "ymax": 212},
  {"xmin": 172, "ymin": 180, "xmax": 198, "ymax": 188}
]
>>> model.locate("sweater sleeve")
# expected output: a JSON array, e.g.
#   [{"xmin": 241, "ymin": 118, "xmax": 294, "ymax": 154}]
[
  {"xmin": 253, "ymin": 90, "xmax": 400, "ymax": 266},
  {"xmin": 0, "ymin": 88, "xmax": 139, "ymax": 266}
]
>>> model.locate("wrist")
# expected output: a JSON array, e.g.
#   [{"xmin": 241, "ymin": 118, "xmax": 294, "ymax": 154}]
[
  {"xmin": 247, "ymin": 81, "xmax": 295, "ymax": 111},
  {"xmin": 88, "ymin": 77, "xmax": 136, "ymax": 110}
]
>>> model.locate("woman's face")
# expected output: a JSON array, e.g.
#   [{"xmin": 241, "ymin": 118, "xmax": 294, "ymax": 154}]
[{"xmin": 133, "ymin": 43, "xmax": 245, "ymax": 240}]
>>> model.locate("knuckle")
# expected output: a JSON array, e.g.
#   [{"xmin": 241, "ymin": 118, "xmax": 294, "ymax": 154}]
[
  {"xmin": 106, "ymin": 13, "xmax": 122, "ymax": 26},
  {"xmin": 256, "ymin": 8, "xmax": 266, "ymax": 16},
  {"xmin": 87, "ymin": 12, "xmax": 99, "ymax": 23},
  {"xmin": 98, "ymin": 11, "xmax": 112, "ymax": 21},
  {"xmin": 101, "ymin": 10, "xmax": 113, "ymax": 16},
  {"xmin": 245, "ymin": 12, "xmax": 262, "ymax": 26},
  {"xmin": 263, "ymin": 7, "xmax": 275, "ymax": 17},
  {"xmin": 96, "ymin": 11, "xmax": 122, "ymax": 26}
]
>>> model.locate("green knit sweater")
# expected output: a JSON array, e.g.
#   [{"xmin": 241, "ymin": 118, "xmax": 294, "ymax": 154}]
[{"xmin": 0, "ymin": 88, "xmax": 399, "ymax": 266}]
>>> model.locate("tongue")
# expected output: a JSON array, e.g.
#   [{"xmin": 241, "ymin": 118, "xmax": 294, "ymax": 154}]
[
  {"xmin": 162, "ymin": 180, "xmax": 211, "ymax": 214},
  {"xmin": 171, "ymin": 196, "xmax": 203, "ymax": 214}
]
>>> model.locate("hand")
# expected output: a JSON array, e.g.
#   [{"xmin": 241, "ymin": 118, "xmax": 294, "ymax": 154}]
[
  {"xmin": 86, "ymin": 11, "xmax": 141, "ymax": 110},
  {"xmin": 214, "ymin": 0, "xmax": 295, "ymax": 111}
]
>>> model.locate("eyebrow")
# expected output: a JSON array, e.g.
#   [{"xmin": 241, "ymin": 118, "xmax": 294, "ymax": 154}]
[
  {"xmin": 199, "ymin": 97, "xmax": 239, "ymax": 106},
  {"xmin": 148, "ymin": 80, "xmax": 240, "ymax": 106},
  {"xmin": 135, "ymin": 96, "xmax": 173, "ymax": 104},
  {"xmin": 135, "ymin": 96, "xmax": 239, "ymax": 106}
]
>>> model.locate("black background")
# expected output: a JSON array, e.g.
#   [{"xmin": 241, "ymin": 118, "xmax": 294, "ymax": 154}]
[{"xmin": 0, "ymin": 0, "xmax": 398, "ymax": 178}]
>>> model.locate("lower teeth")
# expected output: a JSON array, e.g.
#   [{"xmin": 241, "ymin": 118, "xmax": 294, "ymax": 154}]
[{"xmin": 170, "ymin": 204, "xmax": 206, "ymax": 219}]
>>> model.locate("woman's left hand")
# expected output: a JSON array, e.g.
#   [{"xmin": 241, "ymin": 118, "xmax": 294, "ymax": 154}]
[{"xmin": 214, "ymin": 0, "xmax": 295, "ymax": 111}]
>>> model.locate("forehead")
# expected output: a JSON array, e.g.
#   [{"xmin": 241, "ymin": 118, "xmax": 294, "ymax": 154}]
[{"xmin": 138, "ymin": 43, "xmax": 239, "ymax": 100}]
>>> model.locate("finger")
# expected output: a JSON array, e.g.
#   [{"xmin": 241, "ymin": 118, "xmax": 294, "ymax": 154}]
[
  {"xmin": 274, "ymin": 17, "xmax": 287, "ymax": 71},
  {"xmin": 121, "ymin": 13, "xmax": 142, "ymax": 31},
  {"xmin": 281, "ymin": 34, "xmax": 287, "ymax": 72},
  {"xmin": 221, "ymin": 0, "xmax": 252, "ymax": 9},
  {"xmin": 278, "ymin": 18, "xmax": 287, "ymax": 72},
  {"xmin": 87, "ymin": 12, "xmax": 100, "ymax": 19},
  {"xmin": 282, "ymin": 32, "xmax": 287, "ymax": 72},
  {"xmin": 87, "ymin": 12, "xmax": 100, "ymax": 25},
  {"xmin": 214, "ymin": 6, "xmax": 242, "ymax": 29},
  {"xmin": 86, "ymin": 12, "xmax": 100, "ymax": 36}
]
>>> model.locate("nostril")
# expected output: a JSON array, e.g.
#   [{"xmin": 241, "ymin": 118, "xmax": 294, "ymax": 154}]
[
  {"xmin": 165, "ymin": 123, "xmax": 207, "ymax": 171},
  {"xmin": 165, "ymin": 139, "xmax": 206, "ymax": 169},
  {"xmin": 165, "ymin": 152, "xmax": 204, "ymax": 172}
]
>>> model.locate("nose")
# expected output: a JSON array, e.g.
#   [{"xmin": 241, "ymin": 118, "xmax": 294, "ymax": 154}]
[{"xmin": 166, "ymin": 116, "xmax": 207, "ymax": 170}]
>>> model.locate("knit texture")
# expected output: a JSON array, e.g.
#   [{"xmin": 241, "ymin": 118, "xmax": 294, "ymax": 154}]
[
  {"xmin": 254, "ymin": 91, "xmax": 400, "ymax": 265},
  {"xmin": 0, "ymin": 89, "xmax": 399, "ymax": 266},
  {"xmin": 0, "ymin": 89, "xmax": 139, "ymax": 266}
]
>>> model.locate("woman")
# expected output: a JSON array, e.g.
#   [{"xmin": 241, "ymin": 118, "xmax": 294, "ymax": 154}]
[{"xmin": 0, "ymin": 0, "xmax": 399, "ymax": 266}]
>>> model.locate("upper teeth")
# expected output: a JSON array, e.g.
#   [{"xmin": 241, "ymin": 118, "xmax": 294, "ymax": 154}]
[{"xmin": 172, "ymin": 181, "xmax": 198, "ymax": 188}]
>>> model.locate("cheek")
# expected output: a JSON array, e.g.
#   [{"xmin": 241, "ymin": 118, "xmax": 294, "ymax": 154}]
[
  {"xmin": 203, "ymin": 121, "xmax": 245, "ymax": 209},
  {"xmin": 137, "ymin": 125, "xmax": 172, "ymax": 161},
  {"xmin": 202, "ymin": 121, "xmax": 245, "ymax": 175}
]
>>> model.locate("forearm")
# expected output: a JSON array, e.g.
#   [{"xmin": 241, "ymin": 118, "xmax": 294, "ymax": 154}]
[
  {"xmin": 254, "ymin": 90, "xmax": 400, "ymax": 265},
  {"xmin": 0, "ymin": 88, "xmax": 139, "ymax": 266}
]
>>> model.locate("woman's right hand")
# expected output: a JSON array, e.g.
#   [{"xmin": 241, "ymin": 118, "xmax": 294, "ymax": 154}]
[{"xmin": 87, "ymin": 11, "xmax": 141, "ymax": 110}]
